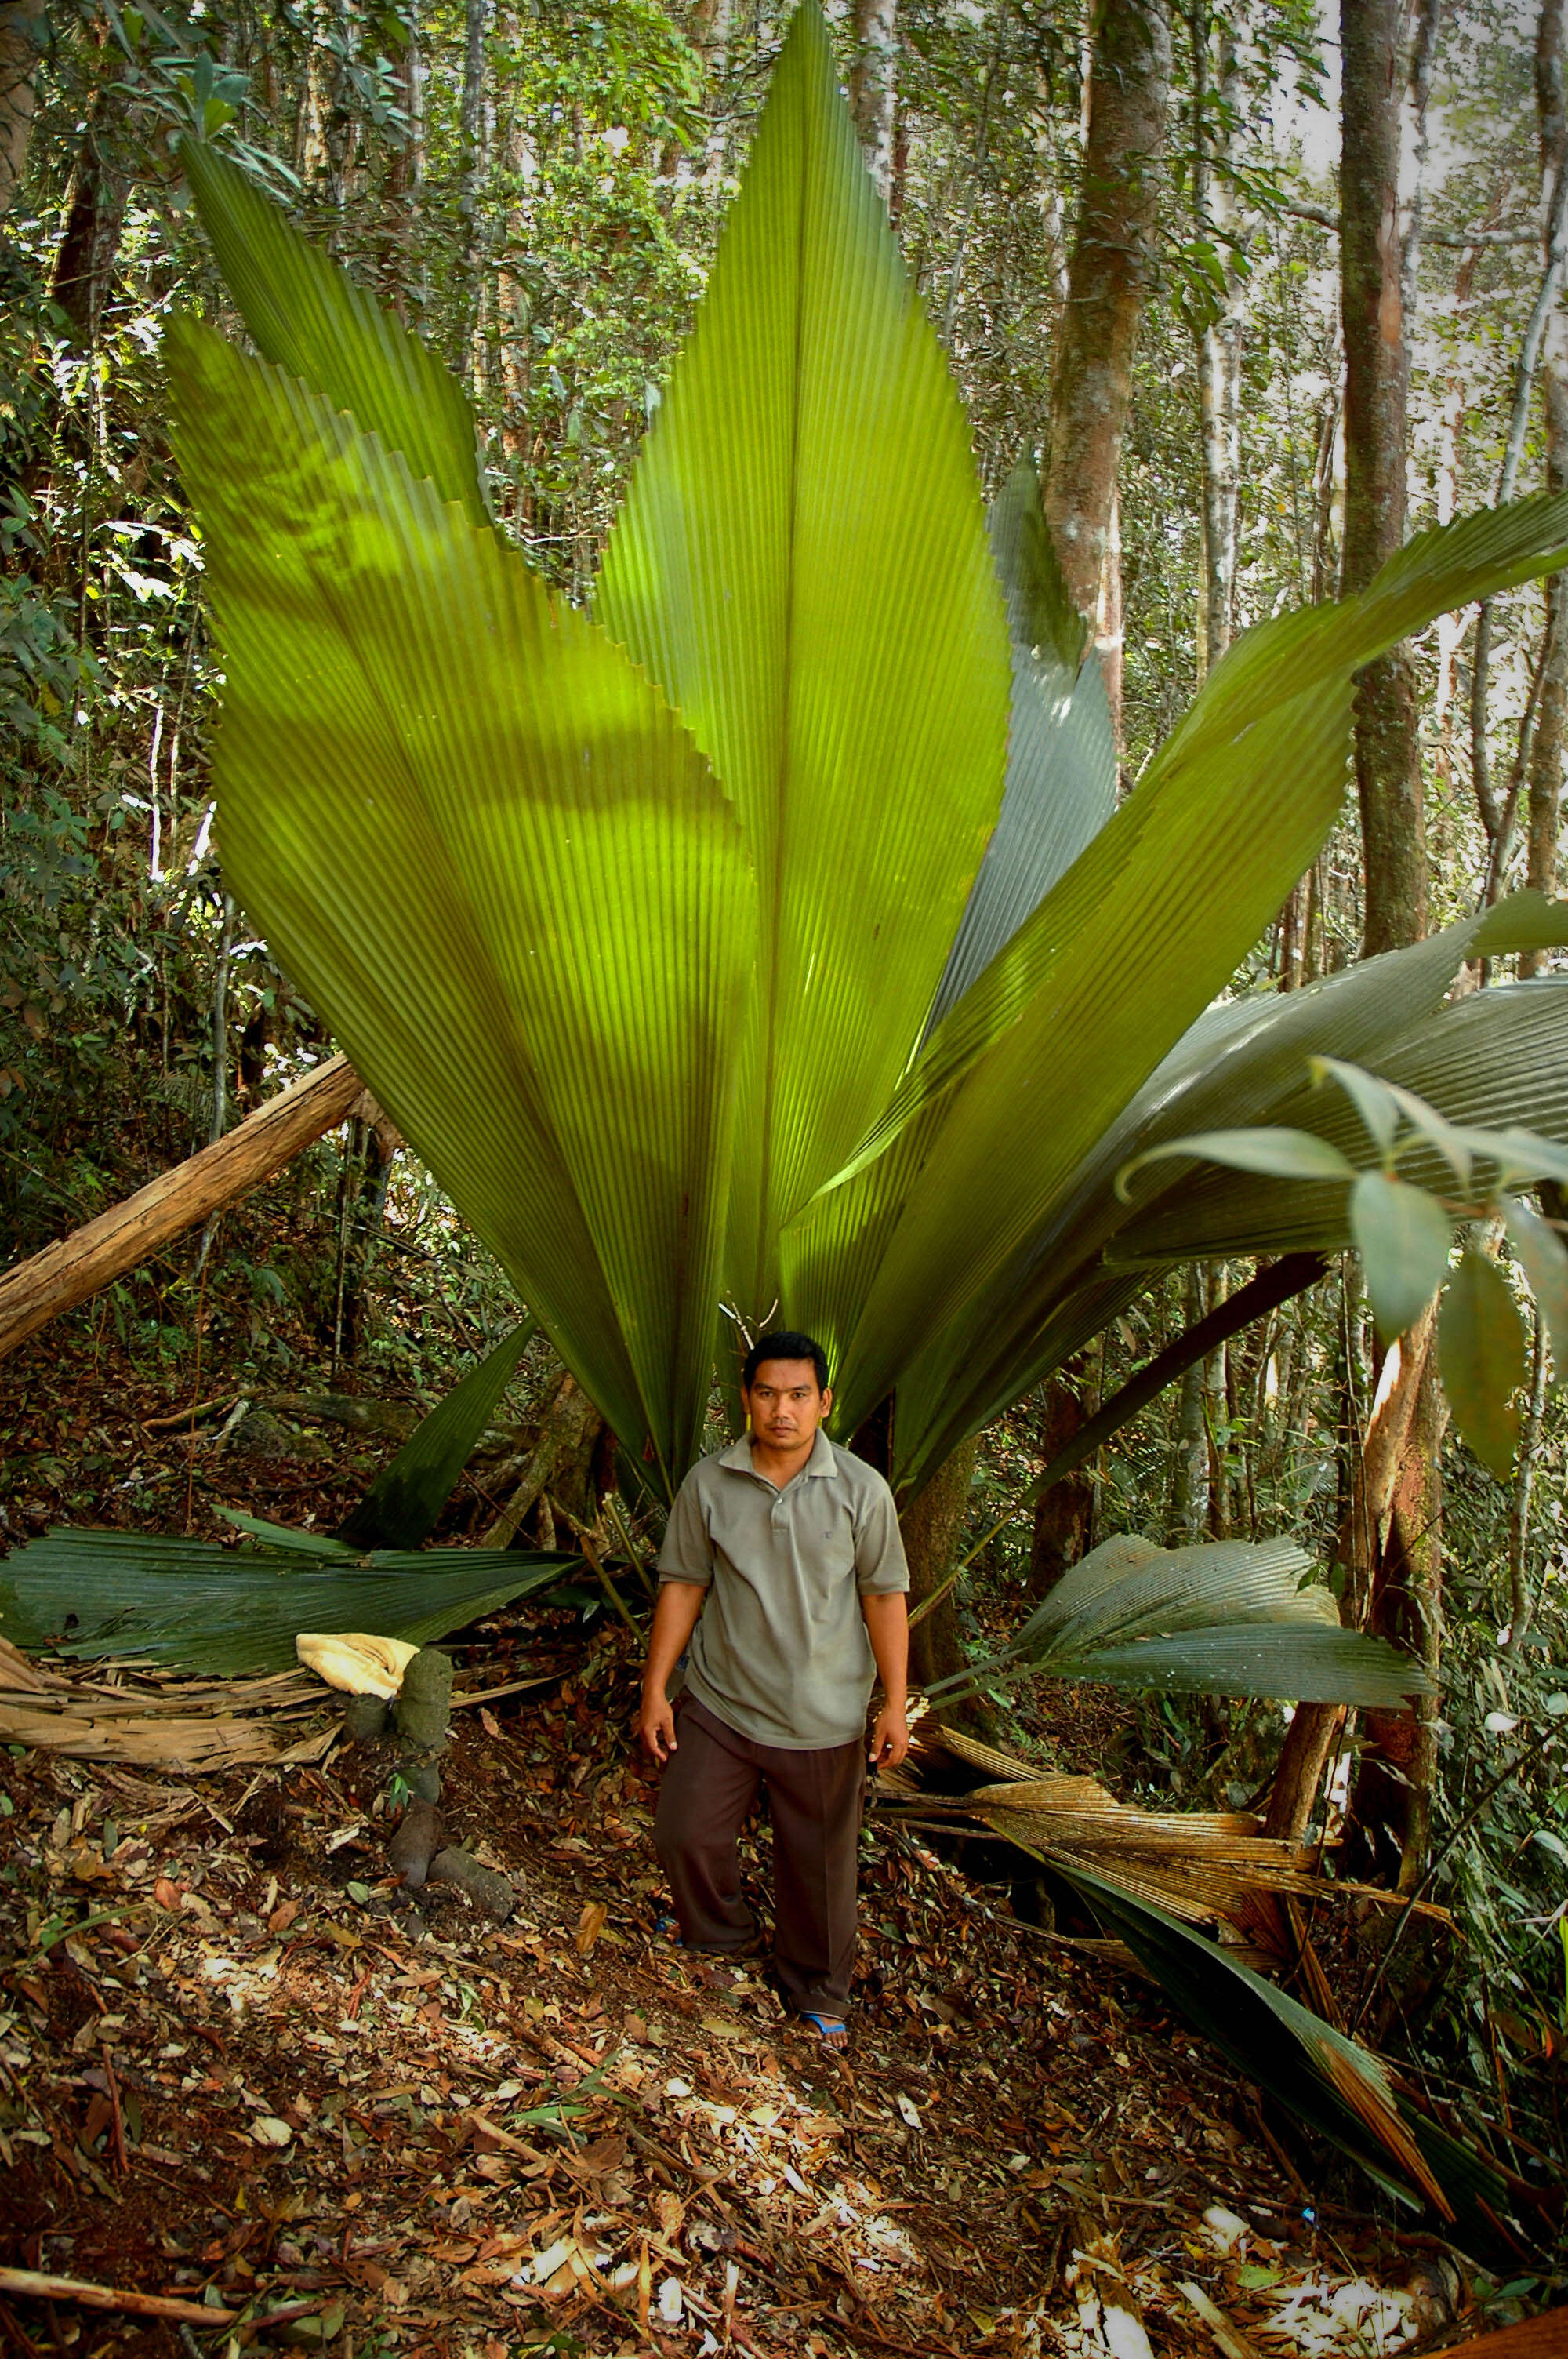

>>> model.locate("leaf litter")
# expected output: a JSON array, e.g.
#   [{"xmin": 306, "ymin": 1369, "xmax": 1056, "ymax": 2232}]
[{"xmin": 0, "ymin": 1627, "xmax": 1485, "ymax": 2359}]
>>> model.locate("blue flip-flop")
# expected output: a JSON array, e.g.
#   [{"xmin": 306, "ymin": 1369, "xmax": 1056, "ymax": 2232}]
[{"xmin": 798, "ymin": 2010, "xmax": 848, "ymax": 2047}]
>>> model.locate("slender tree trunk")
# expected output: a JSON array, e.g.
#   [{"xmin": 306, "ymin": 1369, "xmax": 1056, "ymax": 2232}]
[
  {"xmin": 1523, "ymin": 0, "xmax": 1568, "ymax": 969},
  {"xmin": 1341, "ymin": 0, "xmax": 1426, "ymax": 954},
  {"xmin": 1205, "ymin": 1267, "xmax": 1232, "ymax": 1539},
  {"xmin": 1169, "ymin": 1266, "xmax": 1208, "ymax": 1542},
  {"xmin": 1349, "ymin": 1327, "xmax": 1448, "ymax": 1887},
  {"xmin": 1043, "ymin": 0, "xmax": 1171, "ymax": 646},
  {"xmin": 1029, "ymin": 1370, "xmax": 1091, "ymax": 1598},
  {"xmin": 458, "ymin": 0, "xmax": 493, "ymax": 380},
  {"xmin": 900, "ymin": 1438, "xmax": 991, "ymax": 1732},
  {"xmin": 849, "ymin": 0, "xmax": 898, "ymax": 208},
  {"xmin": 0, "ymin": 0, "xmax": 46, "ymax": 214},
  {"xmin": 1191, "ymin": 12, "xmax": 1243, "ymax": 678},
  {"xmin": 52, "ymin": 59, "xmax": 130, "ymax": 354},
  {"xmin": 379, "ymin": 3, "xmax": 425, "ymax": 317}
]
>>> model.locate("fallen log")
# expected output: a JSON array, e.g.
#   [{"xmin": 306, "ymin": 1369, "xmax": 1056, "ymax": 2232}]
[
  {"xmin": 0, "ymin": 1056, "xmax": 365, "ymax": 1361},
  {"xmin": 0, "ymin": 2266, "xmax": 239, "ymax": 2327}
]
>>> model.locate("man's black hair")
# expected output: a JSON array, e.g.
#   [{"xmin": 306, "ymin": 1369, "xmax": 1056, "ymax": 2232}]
[{"xmin": 742, "ymin": 1329, "xmax": 830, "ymax": 1393}]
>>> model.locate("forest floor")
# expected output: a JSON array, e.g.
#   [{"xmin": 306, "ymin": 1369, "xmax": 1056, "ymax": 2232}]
[
  {"xmin": 0, "ymin": 1630, "xmax": 1490, "ymax": 2359},
  {"xmin": 0, "ymin": 1324, "xmax": 1514, "ymax": 2359}
]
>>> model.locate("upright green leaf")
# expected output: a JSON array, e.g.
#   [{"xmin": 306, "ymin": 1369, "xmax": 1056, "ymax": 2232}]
[
  {"xmin": 829, "ymin": 673, "xmax": 1359, "ymax": 1443},
  {"xmin": 1350, "ymin": 1172, "xmax": 1453, "ymax": 1340},
  {"xmin": 169, "ymin": 322, "xmax": 754, "ymax": 1488},
  {"xmin": 1439, "ymin": 1249, "xmax": 1526, "ymax": 1478},
  {"xmin": 594, "ymin": 0, "xmax": 1011, "ymax": 1316},
  {"xmin": 180, "ymin": 138, "xmax": 488, "ymax": 525},
  {"xmin": 339, "ymin": 1322, "xmax": 536, "ymax": 1550}
]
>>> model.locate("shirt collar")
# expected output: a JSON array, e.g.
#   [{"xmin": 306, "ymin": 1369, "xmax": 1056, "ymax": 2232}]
[{"xmin": 717, "ymin": 1430, "xmax": 838, "ymax": 1478}]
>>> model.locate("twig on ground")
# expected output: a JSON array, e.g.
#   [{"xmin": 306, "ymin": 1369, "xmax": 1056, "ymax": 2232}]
[{"xmin": 0, "ymin": 2270, "xmax": 239, "ymax": 2328}]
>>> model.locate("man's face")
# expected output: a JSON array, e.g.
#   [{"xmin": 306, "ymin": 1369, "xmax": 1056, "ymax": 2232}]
[{"xmin": 742, "ymin": 1358, "xmax": 832, "ymax": 1449}]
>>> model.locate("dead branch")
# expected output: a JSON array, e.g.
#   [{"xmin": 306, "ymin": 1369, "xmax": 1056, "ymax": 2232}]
[
  {"xmin": 0, "ymin": 1056, "xmax": 365, "ymax": 1361},
  {"xmin": 0, "ymin": 2269, "xmax": 238, "ymax": 2328}
]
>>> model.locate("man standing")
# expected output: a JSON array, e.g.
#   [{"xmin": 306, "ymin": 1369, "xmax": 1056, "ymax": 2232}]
[{"xmin": 638, "ymin": 1330, "xmax": 909, "ymax": 2048}]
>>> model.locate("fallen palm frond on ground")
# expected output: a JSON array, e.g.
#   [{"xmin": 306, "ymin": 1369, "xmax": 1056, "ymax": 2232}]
[
  {"xmin": 0, "ymin": 1528, "xmax": 583, "ymax": 1677},
  {"xmin": 878, "ymin": 1723, "xmax": 1440, "ymax": 1950},
  {"xmin": 0, "ymin": 1663, "xmax": 335, "ymax": 1769}
]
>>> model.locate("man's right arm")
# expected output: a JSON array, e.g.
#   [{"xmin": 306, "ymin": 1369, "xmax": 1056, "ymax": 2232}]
[{"xmin": 638, "ymin": 1581, "xmax": 706, "ymax": 1762}]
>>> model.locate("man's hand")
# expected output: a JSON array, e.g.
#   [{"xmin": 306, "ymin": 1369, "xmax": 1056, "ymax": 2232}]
[
  {"xmin": 868, "ymin": 1699, "xmax": 909, "ymax": 1770},
  {"xmin": 637, "ymin": 1581, "xmax": 706, "ymax": 1766},
  {"xmin": 639, "ymin": 1690, "xmax": 678, "ymax": 1764}
]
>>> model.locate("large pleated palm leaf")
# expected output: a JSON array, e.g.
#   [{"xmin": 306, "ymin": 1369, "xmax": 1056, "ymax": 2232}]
[{"xmin": 164, "ymin": 0, "xmax": 1568, "ymax": 1534}]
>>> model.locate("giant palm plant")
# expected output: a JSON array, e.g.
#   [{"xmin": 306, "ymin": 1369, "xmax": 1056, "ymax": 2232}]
[
  {"xmin": 13, "ymin": 2, "xmax": 1568, "ymax": 1690},
  {"xmin": 160, "ymin": 5, "xmax": 1568, "ymax": 1532}
]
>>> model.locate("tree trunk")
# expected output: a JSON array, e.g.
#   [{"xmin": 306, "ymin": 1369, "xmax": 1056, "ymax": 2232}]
[
  {"xmin": 899, "ymin": 1438, "xmax": 991, "ymax": 1732},
  {"xmin": 1043, "ymin": 0, "xmax": 1171, "ymax": 629},
  {"xmin": 0, "ymin": 1058, "xmax": 366, "ymax": 1361},
  {"xmin": 1265, "ymin": 1306, "xmax": 1437, "ymax": 1843},
  {"xmin": 379, "ymin": 2, "xmax": 425, "ymax": 318},
  {"xmin": 52, "ymin": 58, "xmax": 130, "ymax": 353},
  {"xmin": 458, "ymin": 0, "xmax": 493, "ymax": 380},
  {"xmin": 1523, "ymin": 0, "xmax": 1568, "ymax": 971},
  {"xmin": 1029, "ymin": 1371, "xmax": 1091, "ymax": 1598},
  {"xmin": 849, "ymin": 0, "xmax": 898, "ymax": 209},
  {"xmin": 0, "ymin": 0, "xmax": 46, "ymax": 215},
  {"xmin": 1348, "ymin": 1326, "xmax": 1448, "ymax": 1887},
  {"xmin": 1340, "ymin": 0, "xmax": 1425, "ymax": 954},
  {"xmin": 1169, "ymin": 1267, "xmax": 1208, "ymax": 1541},
  {"xmin": 1191, "ymin": 12, "xmax": 1243, "ymax": 678}
]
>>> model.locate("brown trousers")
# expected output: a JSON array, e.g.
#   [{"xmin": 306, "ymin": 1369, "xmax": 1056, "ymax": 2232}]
[{"xmin": 653, "ymin": 1694, "xmax": 866, "ymax": 2019}]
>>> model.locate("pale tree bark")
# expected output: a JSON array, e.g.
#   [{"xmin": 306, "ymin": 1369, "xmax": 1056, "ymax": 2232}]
[
  {"xmin": 1044, "ymin": 0, "xmax": 1171, "ymax": 744},
  {"xmin": 849, "ymin": 0, "xmax": 898, "ymax": 209},
  {"xmin": 1265, "ymin": 1307, "xmax": 1438, "ymax": 1843},
  {"xmin": 1190, "ymin": 10, "xmax": 1244, "ymax": 679},
  {"xmin": 458, "ymin": 0, "xmax": 493, "ymax": 382},
  {"xmin": 1522, "ymin": 0, "xmax": 1568, "ymax": 968},
  {"xmin": 1169, "ymin": 1266, "xmax": 1208, "ymax": 1543},
  {"xmin": 0, "ymin": 0, "xmax": 47, "ymax": 216},
  {"xmin": 1472, "ymin": 0, "xmax": 1568, "ymax": 897},
  {"xmin": 1341, "ymin": 0, "xmax": 1428, "ymax": 954}
]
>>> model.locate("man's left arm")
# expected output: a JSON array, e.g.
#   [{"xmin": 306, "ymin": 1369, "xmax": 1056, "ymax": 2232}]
[
  {"xmin": 861, "ymin": 1590, "xmax": 909, "ymax": 1768},
  {"xmin": 855, "ymin": 1479, "xmax": 911, "ymax": 1768}
]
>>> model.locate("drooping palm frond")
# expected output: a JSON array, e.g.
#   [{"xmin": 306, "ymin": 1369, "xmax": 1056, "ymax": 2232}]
[
  {"xmin": 1053, "ymin": 1860, "xmax": 1550, "ymax": 2258},
  {"xmin": 0, "ymin": 1530, "xmax": 579, "ymax": 1677},
  {"xmin": 337, "ymin": 1321, "xmax": 535, "ymax": 1550},
  {"xmin": 923, "ymin": 1533, "xmax": 1426, "ymax": 1708}
]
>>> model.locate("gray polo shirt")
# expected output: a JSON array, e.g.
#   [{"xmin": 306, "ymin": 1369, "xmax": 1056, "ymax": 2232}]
[{"xmin": 655, "ymin": 1431, "xmax": 909, "ymax": 1750}]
